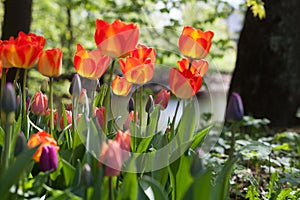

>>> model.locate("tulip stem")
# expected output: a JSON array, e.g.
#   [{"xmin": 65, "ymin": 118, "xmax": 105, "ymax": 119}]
[
  {"xmin": 49, "ymin": 77, "xmax": 54, "ymax": 136},
  {"xmin": 139, "ymin": 86, "xmax": 143, "ymax": 136},
  {"xmin": 170, "ymin": 99, "xmax": 181, "ymax": 139},
  {"xmin": 13, "ymin": 68, "xmax": 21, "ymax": 88},
  {"xmin": 109, "ymin": 177, "xmax": 114, "ymax": 200},
  {"xmin": 2, "ymin": 113, "xmax": 12, "ymax": 171},
  {"xmin": 22, "ymin": 69, "xmax": 28, "ymax": 138},
  {"xmin": 228, "ymin": 123, "xmax": 236, "ymax": 160},
  {"xmin": 0, "ymin": 68, "xmax": 7, "ymax": 123},
  {"xmin": 103, "ymin": 59, "xmax": 116, "ymax": 134}
]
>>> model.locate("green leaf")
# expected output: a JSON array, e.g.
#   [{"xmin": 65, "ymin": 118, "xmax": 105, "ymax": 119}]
[
  {"xmin": 183, "ymin": 170, "xmax": 212, "ymax": 200},
  {"xmin": 190, "ymin": 126, "xmax": 212, "ymax": 150},
  {"xmin": 272, "ymin": 143, "xmax": 292, "ymax": 151},
  {"xmin": 61, "ymin": 158, "xmax": 76, "ymax": 186},
  {"xmin": 276, "ymin": 188, "xmax": 293, "ymax": 200},
  {"xmin": 0, "ymin": 146, "xmax": 38, "ymax": 197},
  {"xmin": 266, "ymin": 172, "xmax": 278, "ymax": 199},
  {"xmin": 0, "ymin": 127, "xmax": 4, "ymax": 147},
  {"xmin": 212, "ymin": 157, "xmax": 237, "ymax": 200},
  {"xmin": 245, "ymin": 185, "xmax": 260, "ymax": 200},
  {"xmin": 139, "ymin": 176, "xmax": 168, "ymax": 200},
  {"xmin": 169, "ymin": 155, "xmax": 194, "ymax": 200},
  {"xmin": 137, "ymin": 106, "xmax": 160, "ymax": 153},
  {"xmin": 118, "ymin": 159, "xmax": 138, "ymax": 200}
]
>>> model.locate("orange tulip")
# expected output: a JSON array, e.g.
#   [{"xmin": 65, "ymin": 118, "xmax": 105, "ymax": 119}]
[
  {"xmin": 177, "ymin": 58, "xmax": 209, "ymax": 77},
  {"xmin": 119, "ymin": 44, "xmax": 156, "ymax": 84},
  {"xmin": 27, "ymin": 131, "xmax": 59, "ymax": 162},
  {"xmin": 94, "ymin": 19, "xmax": 139, "ymax": 58},
  {"xmin": 0, "ymin": 39, "xmax": 13, "ymax": 68},
  {"xmin": 38, "ymin": 48, "xmax": 62, "ymax": 77},
  {"xmin": 74, "ymin": 44, "xmax": 110, "ymax": 80},
  {"xmin": 4, "ymin": 32, "xmax": 46, "ymax": 69},
  {"xmin": 112, "ymin": 76, "xmax": 132, "ymax": 96},
  {"xmin": 169, "ymin": 58, "xmax": 203, "ymax": 99},
  {"xmin": 115, "ymin": 130, "xmax": 131, "ymax": 152},
  {"xmin": 178, "ymin": 26, "xmax": 214, "ymax": 59}
]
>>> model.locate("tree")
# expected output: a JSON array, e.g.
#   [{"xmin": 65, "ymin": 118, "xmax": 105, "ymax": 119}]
[
  {"xmin": 1, "ymin": 0, "xmax": 33, "ymax": 84},
  {"xmin": 229, "ymin": 0, "xmax": 300, "ymax": 127}
]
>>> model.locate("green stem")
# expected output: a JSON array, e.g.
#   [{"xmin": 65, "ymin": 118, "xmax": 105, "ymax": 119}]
[
  {"xmin": 139, "ymin": 86, "xmax": 143, "ymax": 136},
  {"xmin": 72, "ymin": 96, "xmax": 78, "ymax": 149},
  {"xmin": 133, "ymin": 91, "xmax": 137, "ymax": 151},
  {"xmin": 13, "ymin": 68, "xmax": 20, "ymax": 88},
  {"xmin": 49, "ymin": 77, "xmax": 54, "ymax": 136},
  {"xmin": 1, "ymin": 113, "xmax": 12, "ymax": 171},
  {"xmin": 228, "ymin": 124, "xmax": 236, "ymax": 160},
  {"xmin": 22, "ymin": 69, "xmax": 28, "ymax": 138},
  {"xmin": 109, "ymin": 177, "xmax": 114, "ymax": 200},
  {"xmin": 103, "ymin": 59, "xmax": 116, "ymax": 134},
  {"xmin": 0, "ymin": 68, "xmax": 7, "ymax": 123},
  {"xmin": 170, "ymin": 99, "xmax": 180, "ymax": 139}
]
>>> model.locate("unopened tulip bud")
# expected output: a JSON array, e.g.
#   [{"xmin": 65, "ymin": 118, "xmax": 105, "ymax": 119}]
[
  {"xmin": 70, "ymin": 74, "xmax": 82, "ymax": 96},
  {"xmin": 39, "ymin": 145, "xmax": 58, "ymax": 172},
  {"xmin": 1, "ymin": 83, "xmax": 17, "ymax": 113},
  {"xmin": 31, "ymin": 91, "xmax": 48, "ymax": 115},
  {"xmin": 81, "ymin": 163, "xmax": 93, "ymax": 186},
  {"xmin": 225, "ymin": 92, "xmax": 244, "ymax": 122},
  {"xmin": 127, "ymin": 97, "xmax": 134, "ymax": 112},
  {"xmin": 145, "ymin": 95, "xmax": 154, "ymax": 113},
  {"xmin": 155, "ymin": 89, "xmax": 170, "ymax": 110},
  {"xmin": 14, "ymin": 131, "xmax": 27, "ymax": 156}
]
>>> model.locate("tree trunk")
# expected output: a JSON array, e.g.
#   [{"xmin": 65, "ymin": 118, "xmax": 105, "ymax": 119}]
[
  {"xmin": 229, "ymin": 0, "xmax": 300, "ymax": 127},
  {"xmin": 1, "ymin": 0, "xmax": 33, "ymax": 84}
]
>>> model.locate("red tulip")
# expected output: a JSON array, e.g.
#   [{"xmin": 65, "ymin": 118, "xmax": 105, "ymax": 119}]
[
  {"xmin": 155, "ymin": 89, "xmax": 170, "ymax": 110},
  {"xmin": 119, "ymin": 44, "xmax": 156, "ymax": 84},
  {"xmin": 99, "ymin": 140, "xmax": 124, "ymax": 176},
  {"xmin": 31, "ymin": 91, "xmax": 48, "ymax": 115},
  {"xmin": 38, "ymin": 48, "xmax": 62, "ymax": 77},
  {"xmin": 94, "ymin": 19, "xmax": 139, "ymax": 58},
  {"xmin": 3, "ymin": 32, "xmax": 46, "ymax": 69},
  {"xmin": 74, "ymin": 44, "xmax": 110, "ymax": 80},
  {"xmin": 27, "ymin": 131, "xmax": 59, "ymax": 162},
  {"xmin": 115, "ymin": 130, "xmax": 131, "ymax": 153},
  {"xmin": 94, "ymin": 106, "xmax": 105, "ymax": 128},
  {"xmin": 124, "ymin": 111, "xmax": 139, "ymax": 130},
  {"xmin": 46, "ymin": 109, "xmax": 59, "ymax": 127},
  {"xmin": 60, "ymin": 110, "xmax": 72, "ymax": 130},
  {"xmin": 178, "ymin": 26, "xmax": 214, "ymax": 59},
  {"xmin": 169, "ymin": 58, "xmax": 203, "ymax": 99},
  {"xmin": 177, "ymin": 57, "xmax": 209, "ymax": 77},
  {"xmin": 112, "ymin": 75, "xmax": 132, "ymax": 96},
  {"xmin": 0, "ymin": 39, "xmax": 13, "ymax": 68}
]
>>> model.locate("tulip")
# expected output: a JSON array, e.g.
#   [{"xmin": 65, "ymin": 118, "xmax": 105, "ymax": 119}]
[
  {"xmin": 69, "ymin": 73, "xmax": 82, "ymax": 96},
  {"xmin": 39, "ymin": 145, "xmax": 58, "ymax": 172},
  {"xmin": 127, "ymin": 97, "xmax": 134, "ymax": 112},
  {"xmin": 14, "ymin": 131, "xmax": 27, "ymax": 156},
  {"xmin": 31, "ymin": 91, "xmax": 48, "ymax": 115},
  {"xmin": 145, "ymin": 95, "xmax": 154, "ymax": 114},
  {"xmin": 94, "ymin": 106, "xmax": 105, "ymax": 128},
  {"xmin": 38, "ymin": 48, "xmax": 62, "ymax": 77},
  {"xmin": 155, "ymin": 89, "xmax": 170, "ymax": 110},
  {"xmin": 119, "ymin": 44, "xmax": 156, "ymax": 84},
  {"xmin": 1, "ymin": 83, "xmax": 17, "ymax": 113},
  {"xmin": 169, "ymin": 58, "xmax": 203, "ymax": 99},
  {"xmin": 94, "ymin": 19, "xmax": 139, "ymax": 58},
  {"xmin": 112, "ymin": 75, "xmax": 132, "ymax": 96},
  {"xmin": 99, "ymin": 140, "xmax": 123, "ymax": 176},
  {"xmin": 225, "ymin": 92, "xmax": 244, "ymax": 121},
  {"xmin": 124, "ymin": 111, "xmax": 139, "ymax": 130},
  {"xmin": 27, "ymin": 131, "xmax": 59, "ymax": 162},
  {"xmin": 0, "ymin": 39, "xmax": 13, "ymax": 68},
  {"xmin": 60, "ymin": 110, "xmax": 72, "ymax": 130},
  {"xmin": 74, "ymin": 44, "xmax": 110, "ymax": 80},
  {"xmin": 178, "ymin": 26, "xmax": 214, "ymax": 59},
  {"xmin": 115, "ymin": 130, "xmax": 131, "ymax": 152},
  {"xmin": 4, "ymin": 32, "xmax": 46, "ymax": 69},
  {"xmin": 46, "ymin": 109, "xmax": 59, "ymax": 127},
  {"xmin": 178, "ymin": 58, "xmax": 209, "ymax": 77}
]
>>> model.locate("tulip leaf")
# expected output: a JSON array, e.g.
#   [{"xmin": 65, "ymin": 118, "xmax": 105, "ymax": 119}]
[
  {"xmin": 117, "ymin": 159, "xmax": 137, "ymax": 200},
  {"xmin": 190, "ymin": 125, "xmax": 212, "ymax": 150},
  {"xmin": 137, "ymin": 106, "xmax": 160, "ymax": 153},
  {"xmin": 212, "ymin": 157, "xmax": 237, "ymax": 200},
  {"xmin": 169, "ymin": 155, "xmax": 194, "ymax": 200},
  {"xmin": 61, "ymin": 158, "xmax": 76, "ymax": 186},
  {"xmin": 183, "ymin": 170, "xmax": 212, "ymax": 200},
  {"xmin": 139, "ymin": 176, "xmax": 168, "ymax": 200},
  {"xmin": 0, "ymin": 146, "xmax": 38, "ymax": 197},
  {"xmin": 0, "ymin": 127, "xmax": 4, "ymax": 147}
]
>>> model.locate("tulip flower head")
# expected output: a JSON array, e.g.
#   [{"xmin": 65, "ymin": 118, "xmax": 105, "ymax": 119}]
[
  {"xmin": 155, "ymin": 89, "xmax": 171, "ymax": 110},
  {"xmin": 225, "ymin": 92, "xmax": 244, "ymax": 121},
  {"xmin": 39, "ymin": 145, "xmax": 58, "ymax": 172},
  {"xmin": 124, "ymin": 111, "xmax": 139, "ymax": 130},
  {"xmin": 60, "ymin": 110, "xmax": 72, "ymax": 130},
  {"xmin": 169, "ymin": 58, "xmax": 203, "ymax": 99},
  {"xmin": 94, "ymin": 106, "xmax": 105, "ymax": 128},
  {"xmin": 3, "ymin": 32, "xmax": 46, "ymax": 69},
  {"xmin": 119, "ymin": 44, "xmax": 156, "ymax": 84},
  {"xmin": 27, "ymin": 131, "xmax": 59, "ymax": 162},
  {"xmin": 94, "ymin": 19, "xmax": 139, "ymax": 58},
  {"xmin": 31, "ymin": 91, "xmax": 48, "ymax": 115},
  {"xmin": 74, "ymin": 44, "xmax": 110, "ymax": 80},
  {"xmin": 112, "ymin": 75, "xmax": 132, "ymax": 96},
  {"xmin": 178, "ymin": 26, "xmax": 214, "ymax": 59},
  {"xmin": 38, "ymin": 48, "xmax": 62, "ymax": 77}
]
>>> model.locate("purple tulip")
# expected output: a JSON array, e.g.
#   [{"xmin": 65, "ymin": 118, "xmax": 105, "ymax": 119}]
[
  {"xmin": 39, "ymin": 145, "xmax": 58, "ymax": 172},
  {"xmin": 225, "ymin": 92, "xmax": 244, "ymax": 121}
]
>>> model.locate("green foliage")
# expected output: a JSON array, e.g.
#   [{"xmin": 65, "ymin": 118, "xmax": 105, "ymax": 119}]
[
  {"xmin": 246, "ymin": 0, "xmax": 266, "ymax": 19},
  {"xmin": 246, "ymin": 185, "xmax": 260, "ymax": 200}
]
